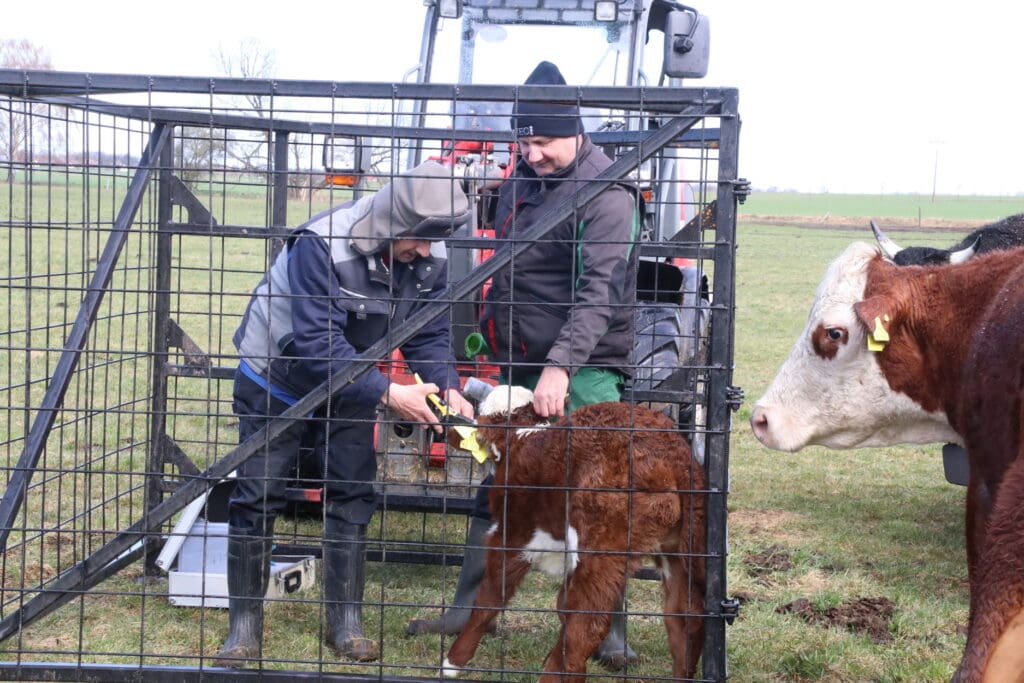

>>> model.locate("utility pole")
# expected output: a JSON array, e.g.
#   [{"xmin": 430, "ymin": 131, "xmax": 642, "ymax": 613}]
[{"xmin": 929, "ymin": 140, "xmax": 944, "ymax": 202}]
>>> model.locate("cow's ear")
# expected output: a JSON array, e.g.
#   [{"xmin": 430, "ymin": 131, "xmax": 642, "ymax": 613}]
[
  {"xmin": 854, "ymin": 296, "xmax": 887, "ymax": 329},
  {"xmin": 854, "ymin": 296, "xmax": 897, "ymax": 350}
]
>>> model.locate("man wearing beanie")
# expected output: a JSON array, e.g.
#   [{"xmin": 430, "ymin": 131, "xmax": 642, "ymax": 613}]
[
  {"xmin": 407, "ymin": 61, "xmax": 641, "ymax": 670},
  {"xmin": 217, "ymin": 161, "xmax": 475, "ymax": 667}
]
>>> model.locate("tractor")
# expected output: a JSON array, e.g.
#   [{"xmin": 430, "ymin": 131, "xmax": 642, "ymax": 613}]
[{"xmin": 317, "ymin": 0, "xmax": 717, "ymax": 502}]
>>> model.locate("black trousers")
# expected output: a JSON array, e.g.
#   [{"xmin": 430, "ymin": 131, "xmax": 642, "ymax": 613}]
[{"xmin": 229, "ymin": 370, "xmax": 378, "ymax": 528}]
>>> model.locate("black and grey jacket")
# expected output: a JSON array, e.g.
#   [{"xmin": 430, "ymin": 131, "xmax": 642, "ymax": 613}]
[
  {"xmin": 233, "ymin": 197, "xmax": 460, "ymax": 406},
  {"xmin": 481, "ymin": 135, "xmax": 639, "ymax": 376}
]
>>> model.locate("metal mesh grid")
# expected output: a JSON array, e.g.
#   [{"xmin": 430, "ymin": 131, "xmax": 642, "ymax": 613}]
[{"xmin": 0, "ymin": 70, "xmax": 739, "ymax": 682}]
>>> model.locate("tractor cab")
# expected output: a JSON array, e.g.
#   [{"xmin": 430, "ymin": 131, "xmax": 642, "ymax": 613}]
[
  {"xmin": 413, "ymin": 0, "xmax": 709, "ymax": 90},
  {"xmin": 406, "ymin": 0, "xmax": 711, "ymax": 241}
]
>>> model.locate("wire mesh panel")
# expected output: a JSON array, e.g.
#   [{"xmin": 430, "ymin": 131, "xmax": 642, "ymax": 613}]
[{"xmin": 0, "ymin": 70, "xmax": 739, "ymax": 682}]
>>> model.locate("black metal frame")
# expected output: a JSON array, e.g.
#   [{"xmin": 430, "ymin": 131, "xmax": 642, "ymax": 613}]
[{"xmin": 0, "ymin": 68, "xmax": 739, "ymax": 682}]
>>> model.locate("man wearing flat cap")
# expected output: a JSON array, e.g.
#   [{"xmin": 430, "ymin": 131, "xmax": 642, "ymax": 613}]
[
  {"xmin": 407, "ymin": 61, "xmax": 640, "ymax": 670},
  {"xmin": 217, "ymin": 161, "xmax": 475, "ymax": 666}
]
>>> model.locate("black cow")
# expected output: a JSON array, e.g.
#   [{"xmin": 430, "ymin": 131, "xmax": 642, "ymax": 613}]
[{"xmin": 871, "ymin": 213, "xmax": 1024, "ymax": 266}]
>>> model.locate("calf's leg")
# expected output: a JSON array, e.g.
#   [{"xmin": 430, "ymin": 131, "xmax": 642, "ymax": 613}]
[
  {"xmin": 540, "ymin": 556, "xmax": 626, "ymax": 683},
  {"xmin": 444, "ymin": 541, "xmax": 531, "ymax": 677},
  {"xmin": 662, "ymin": 553, "xmax": 705, "ymax": 679}
]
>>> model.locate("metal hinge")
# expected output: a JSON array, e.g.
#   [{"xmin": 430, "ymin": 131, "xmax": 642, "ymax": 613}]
[
  {"xmin": 726, "ymin": 385, "xmax": 745, "ymax": 412},
  {"xmin": 721, "ymin": 597, "xmax": 741, "ymax": 625},
  {"xmin": 733, "ymin": 177, "xmax": 752, "ymax": 204}
]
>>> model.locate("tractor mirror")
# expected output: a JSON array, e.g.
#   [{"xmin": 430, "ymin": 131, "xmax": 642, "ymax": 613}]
[
  {"xmin": 322, "ymin": 135, "xmax": 368, "ymax": 187},
  {"xmin": 663, "ymin": 9, "xmax": 710, "ymax": 79}
]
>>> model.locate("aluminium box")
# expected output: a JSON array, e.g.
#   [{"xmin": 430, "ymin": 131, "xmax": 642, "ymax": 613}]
[{"xmin": 166, "ymin": 519, "xmax": 317, "ymax": 608}]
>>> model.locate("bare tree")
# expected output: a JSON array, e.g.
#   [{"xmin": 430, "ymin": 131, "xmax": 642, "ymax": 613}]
[
  {"xmin": 215, "ymin": 39, "xmax": 276, "ymax": 175},
  {"xmin": 215, "ymin": 40, "xmax": 319, "ymax": 199},
  {"xmin": 176, "ymin": 39, "xmax": 280, "ymax": 184},
  {"xmin": 215, "ymin": 38, "xmax": 276, "ymax": 118},
  {"xmin": 0, "ymin": 39, "xmax": 55, "ymax": 182},
  {"xmin": 176, "ymin": 126, "xmax": 229, "ymax": 186}
]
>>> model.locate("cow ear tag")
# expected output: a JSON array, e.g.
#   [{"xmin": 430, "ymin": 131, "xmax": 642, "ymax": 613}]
[{"xmin": 867, "ymin": 314, "xmax": 890, "ymax": 352}]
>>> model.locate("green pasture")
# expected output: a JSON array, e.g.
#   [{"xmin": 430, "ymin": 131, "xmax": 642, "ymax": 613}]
[
  {"xmin": 742, "ymin": 191, "xmax": 1021, "ymax": 223},
  {"xmin": 3, "ymin": 182, "xmax": 1021, "ymax": 680}
]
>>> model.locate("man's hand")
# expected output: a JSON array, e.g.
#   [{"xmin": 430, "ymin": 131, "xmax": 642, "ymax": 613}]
[
  {"xmin": 533, "ymin": 365, "xmax": 569, "ymax": 418},
  {"xmin": 444, "ymin": 388, "xmax": 475, "ymax": 421},
  {"xmin": 383, "ymin": 382, "xmax": 444, "ymax": 433}
]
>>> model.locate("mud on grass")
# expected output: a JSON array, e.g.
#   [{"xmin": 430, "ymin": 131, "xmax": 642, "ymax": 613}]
[{"xmin": 777, "ymin": 596, "xmax": 897, "ymax": 645}]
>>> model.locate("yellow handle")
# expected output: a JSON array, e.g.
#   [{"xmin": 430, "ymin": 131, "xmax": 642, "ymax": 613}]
[{"xmin": 414, "ymin": 374, "xmax": 489, "ymax": 463}]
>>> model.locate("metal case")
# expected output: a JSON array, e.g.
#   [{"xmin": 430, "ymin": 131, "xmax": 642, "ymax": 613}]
[{"xmin": 165, "ymin": 520, "xmax": 317, "ymax": 608}]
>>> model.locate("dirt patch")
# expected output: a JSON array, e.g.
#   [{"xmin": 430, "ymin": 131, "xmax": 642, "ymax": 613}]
[
  {"xmin": 742, "ymin": 213, "xmax": 987, "ymax": 234},
  {"xmin": 743, "ymin": 545, "xmax": 794, "ymax": 578},
  {"xmin": 729, "ymin": 508, "xmax": 804, "ymax": 545},
  {"xmin": 776, "ymin": 596, "xmax": 897, "ymax": 644}
]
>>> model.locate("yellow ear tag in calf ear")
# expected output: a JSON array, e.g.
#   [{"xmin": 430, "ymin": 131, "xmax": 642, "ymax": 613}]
[
  {"xmin": 457, "ymin": 428, "xmax": 490, "ymax": 464},
  {"xmin": 867, "ymin": 314, "xmax": 890, "ymax": 352}
]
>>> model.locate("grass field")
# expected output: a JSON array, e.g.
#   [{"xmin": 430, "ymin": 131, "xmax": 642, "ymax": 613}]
[
  {"xmin": 742, "ymin": 191, "xmax": 1021, "ymax": 224},
  {"xmin": 3, "ymin": 186, "xmax": 1022, "ymax": 680}
]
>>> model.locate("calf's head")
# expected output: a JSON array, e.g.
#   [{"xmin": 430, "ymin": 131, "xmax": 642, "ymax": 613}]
[
  {"xmin": 750, "ymin": 241, "xmax": 959, "ymax": 452},
  {"xmin": 474, "ymin": 385, "xmax": 547, "ymax": 462}
]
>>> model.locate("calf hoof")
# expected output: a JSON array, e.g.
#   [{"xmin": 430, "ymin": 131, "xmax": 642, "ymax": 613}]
[
  {"xmin": 328, "ymin": 636, "xmax": 380, "ymax": 662},
  {"xmin": 441, "ymin": 657, "xmax": 462, "ymax": 678}
]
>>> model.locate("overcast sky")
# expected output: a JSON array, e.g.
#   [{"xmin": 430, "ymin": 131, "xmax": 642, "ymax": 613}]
[{"xmin": 6, "ymin": 0, "xmax": 1024, "ymax": 196}]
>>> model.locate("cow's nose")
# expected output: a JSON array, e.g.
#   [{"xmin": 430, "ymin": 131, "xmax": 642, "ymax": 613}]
[{"xmin": 750, "ymin": 406, "xmax": 771, "ymax": 444}]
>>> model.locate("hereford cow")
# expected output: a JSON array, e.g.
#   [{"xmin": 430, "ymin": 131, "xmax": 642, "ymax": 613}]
[
  {"xmin": 871, "ymin": 212, "xmax": 1024, "ymax": 266},
  {"xmin": 749, "ymin": 241, "xmax": 1024, "ymax": 681},
  {"xmin": 442, "ymin": 386, "xmax": 707, "ymax": 682}
]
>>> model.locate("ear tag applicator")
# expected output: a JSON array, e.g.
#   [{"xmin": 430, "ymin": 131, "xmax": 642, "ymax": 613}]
[{"xmin": 414, "ymin": 374, "xmax": 489, "ymax": 463}]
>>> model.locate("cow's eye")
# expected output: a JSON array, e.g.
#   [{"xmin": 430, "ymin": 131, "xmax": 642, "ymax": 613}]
[{"xmin": 812, "ymin": 323, "xmax": 848, "ymax": 359}]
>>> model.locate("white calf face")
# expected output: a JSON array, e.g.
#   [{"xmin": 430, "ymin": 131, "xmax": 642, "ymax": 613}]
[{"xmin": 750, "ymin": 241, "xmax": 958, "ymax": 452}]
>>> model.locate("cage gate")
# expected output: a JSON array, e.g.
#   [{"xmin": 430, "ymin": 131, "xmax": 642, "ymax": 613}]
[{"xmin": 0, "ymin": 70, "xmax": 740, "ymax": 682}]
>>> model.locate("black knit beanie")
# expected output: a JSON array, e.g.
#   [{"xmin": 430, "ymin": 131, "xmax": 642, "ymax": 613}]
[{"xmin": 510, "ymin": 61, "xmax": 584, "ymax": 138}]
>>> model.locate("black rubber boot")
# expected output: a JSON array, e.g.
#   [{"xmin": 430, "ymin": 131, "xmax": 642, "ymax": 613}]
[
  {"xmin": 323, "ymin": 519, "xmax": 380, "ymax": 662},
  {"xmin": 214, "ymin": 518, "xmax": 273, "ymax": 667},
  {"xmin": 593, "ymin": 593, "xmax": 640, "ymax": 670},
  {"xmin": 406, "ymin": 516, "xmax": 492, "ymax": 636}
]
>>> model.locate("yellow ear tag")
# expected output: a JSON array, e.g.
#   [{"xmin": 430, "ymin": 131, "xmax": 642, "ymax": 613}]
[
  {"xmin": 867, "ymin": 315, "xmax": 890, "ymax": 352},
  {"xmin": 414, "ymin": 374, "xmax": 489, "ymax": 463},
  {"xmin": 457, "ymin": 428, "xmax": 490, "ymax": 464}
]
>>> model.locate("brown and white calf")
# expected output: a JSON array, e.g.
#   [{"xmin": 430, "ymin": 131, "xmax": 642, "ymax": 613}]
[
  {"xmin": 442, "ymin": 386, "xmax": 707, "ymax": 682},
  {"xmin": 750, "ymin": 241, "xmax": 1024, "ymax": 682}
]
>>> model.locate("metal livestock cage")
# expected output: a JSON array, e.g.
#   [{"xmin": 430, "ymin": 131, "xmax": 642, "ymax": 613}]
[{"xmin": 0, "ymin": 69, "xmax": 742, "ymax": 681}]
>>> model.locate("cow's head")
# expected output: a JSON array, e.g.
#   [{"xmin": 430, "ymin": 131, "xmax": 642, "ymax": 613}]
[
  {"xmin": 750, "ymin": 241, "xmax": 959, "ymax": 452},
  {"xmin": 870, "ymin": 219, "xmax": 976, "ymax": 266}
]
